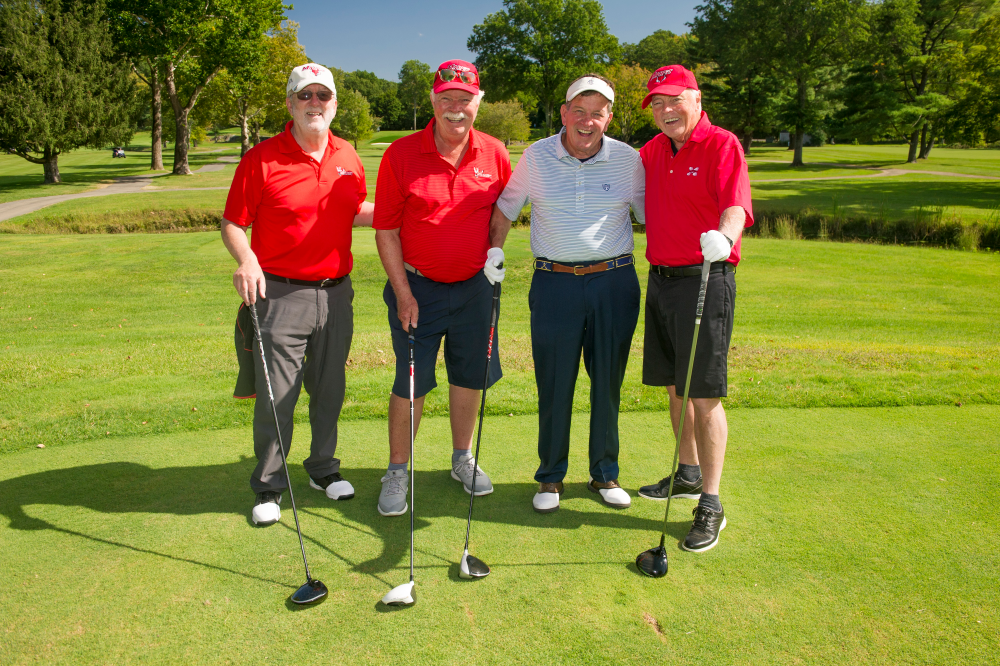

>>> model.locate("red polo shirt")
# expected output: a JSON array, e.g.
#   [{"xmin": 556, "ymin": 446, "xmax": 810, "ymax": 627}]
[
  {"xmin": 640, "ymin": 112, "xmax": 753, "ymax": 267},
  {"xmin": 224, "ymin": 122, "xmax": 366, "ymax": 281},
  {"xmin": 373, "ymin": 119, "xmax": 511, "ymax": 283}
]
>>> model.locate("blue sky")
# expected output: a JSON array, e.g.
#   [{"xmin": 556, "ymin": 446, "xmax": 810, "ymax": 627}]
[{"xmin": 285, "ymin": 0, "xmax": 699, "ymax": 82}]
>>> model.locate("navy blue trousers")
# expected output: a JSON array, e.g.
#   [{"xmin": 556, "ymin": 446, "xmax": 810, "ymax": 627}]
[{"xmin": 529, "ymin": 264, "xmax": 640, "ymax": 484}]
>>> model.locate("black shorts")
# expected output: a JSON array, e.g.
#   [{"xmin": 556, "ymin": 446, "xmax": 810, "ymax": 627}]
[
  {"xmin": 384, "ymin": 270, "xmax": 501, "ymax": 399},
  {"xmin": 642, "ymin": 269, "xmax": 736, "ymax": 398}
]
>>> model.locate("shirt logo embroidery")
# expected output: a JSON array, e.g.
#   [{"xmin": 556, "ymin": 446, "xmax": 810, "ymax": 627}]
[
  {"xmin": 473, "ymin": 167, "xmax": 492, "ymax": 180},
  {"xmin": 602, "ymin": 183, "xmax": 611, "ymax": 191},
  {"xmin": 336, "ymin": 166, "xmax": 354, "ymax": 176},
  {"xmin": 686, "ymin": 167, "xmax": 700, "ymax": 176}
]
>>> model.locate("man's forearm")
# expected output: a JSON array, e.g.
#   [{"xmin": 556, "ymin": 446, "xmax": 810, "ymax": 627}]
[
  {"xmin": 718, "ymin": 206, "xmax": 746, "ymax": 244},
  {"xmin": 375, "ymin": 228, "xmax": 412, "ymax": 299},
  {"xmin": 221, "ymin": 219, "xmax": 256, "ymax": 266},
  {"xmin": 488, "ymin": 205, "xmax": 513, "ymax": 248},
  {"xmin": 353, "ymin": 201, "xmax": 374, "ymax": 227}
]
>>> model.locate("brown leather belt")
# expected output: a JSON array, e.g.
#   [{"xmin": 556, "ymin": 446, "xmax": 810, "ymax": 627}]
[
  {"xmin": 534, "ymin": 254, "xmax": 634, "ymax": 275},
  {"xmin": 263, "ymin": 271, "xmax": 347, "ymax": 288}
]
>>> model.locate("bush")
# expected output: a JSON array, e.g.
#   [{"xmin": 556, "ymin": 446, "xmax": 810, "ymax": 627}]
[{"xmin": 0, "ymin": 209, "xmax": 223, "ymax": 234}]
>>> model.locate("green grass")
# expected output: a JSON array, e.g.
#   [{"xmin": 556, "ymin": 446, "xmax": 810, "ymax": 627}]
[
  {"xmin": 1, "ymin": 230, "xmax": 998, "ymax": 454},
  {"xmin": 747, "ymin": 144, "xmax": 1000, "ymax": 177},
  {"xmin": 1, "ymin": 405, "xmax": 997, "ymax": 664}
]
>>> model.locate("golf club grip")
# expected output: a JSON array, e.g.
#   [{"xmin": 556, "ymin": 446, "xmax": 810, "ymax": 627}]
[{"xmin": 695, "ymin": 259, "xmax": 711, "ymax": 319}]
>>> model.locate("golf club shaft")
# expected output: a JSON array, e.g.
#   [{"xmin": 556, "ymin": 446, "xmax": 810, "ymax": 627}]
[
  {"xmin": 658, "ymin": 259, "xmax": 712, "ymax": 546},
  {"xmin": 249, "ymin": 303, "xmax": 313, "ymax": 582},
  {"xmin": 463, "ymin": 279, "xmax": 502, "ymax": 552},
  {"xmin": 408, "ymin": 327, "xmax": 415, "ymax": 584}
]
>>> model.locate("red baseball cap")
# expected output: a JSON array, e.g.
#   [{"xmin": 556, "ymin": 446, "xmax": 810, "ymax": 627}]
[
  {"xmin": 433, "ymin": 60, "xmax": 480, "ymax": 95},
  {"xmin": 642, "ymin": 65, "xmax": 699, "ymax": 108}
]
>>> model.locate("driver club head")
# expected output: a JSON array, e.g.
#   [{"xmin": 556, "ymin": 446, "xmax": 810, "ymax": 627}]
[
  {"xmin": 291, "ymin": 578, "xmax": 328, "ymax": 605},
  {"xmin": 459, "ymin": 551, "xmax": 491, "ymax": 579},
  {"xmin": 381, "ymin": 581, "xmax": 415, "ymax": 606},
  {"xmin": 636, "ymin": 546, "xmax": 669, "ymax": 578}
]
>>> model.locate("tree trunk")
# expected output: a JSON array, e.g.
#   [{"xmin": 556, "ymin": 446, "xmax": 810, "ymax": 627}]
[
  {"xmin": 239, "ymin": 110, "xmax": 250, "ymax": 157},
  {"xmin": 906, "ymin": 128, "xmax": 920, "ymax": 163},
  {"xmin": 545, "ymin": 99, "xmax": 554, "ymax": 137},
  {"xmin": 165, "ymin": 61, "xmax": 218, "ymax": 175},
  {"xmin": 250, "ymin": 123, "xmax": 261, "ymax": 146},
  {"xmin": 42, "ymin": 146, "xmax": 60, "ymax": 184},
  {"xmin": 413, "ymin": 106, "xmax": 417, "ymax": 131},
  {"xmin": 741, "ymin": 130, "xmax": 753, "ymax": 154},
  {"xmin": 150, "ymin": 64, "xmax": 164, "ymax": 171},
  {"xmin": 919, "ymin": 124, "xmax": 935, "ymax": 159},
  {"xmin": 792, "ymin": 130, "xmax": 804, "ymax": 166}
]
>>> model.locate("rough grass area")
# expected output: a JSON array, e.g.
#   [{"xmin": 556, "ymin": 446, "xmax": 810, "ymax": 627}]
[
  {"xmin": 1, "ymin": 406, "xmax": 997, "ymax": 664},
  {"xmin": 1, "ymin": 230, "xmax": 998, "ymax": 454},
  {"xmin": 0, "ymin": 208, "xmax": 223, "ymax": 234}
]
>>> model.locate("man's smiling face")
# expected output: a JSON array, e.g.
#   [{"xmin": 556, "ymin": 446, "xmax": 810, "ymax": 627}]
[
  {"xmin": 649, "ymin": 89, "xmax": 701, "ymax": 145},
  {"xmin": 559, "ymin": 93, "xmax": 613, "ymax": 160},
  {"xmin": 285, "ymin": 83, "xmax": 337, "ymax": 135}
]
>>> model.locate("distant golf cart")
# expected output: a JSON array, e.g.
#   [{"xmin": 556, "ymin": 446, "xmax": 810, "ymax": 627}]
[{"xmin": 112, "ymin": 147, "xmax": 126, "ymax": 158}]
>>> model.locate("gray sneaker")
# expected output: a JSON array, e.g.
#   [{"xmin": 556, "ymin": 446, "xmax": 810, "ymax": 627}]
[
  {"xmin": 378, "ymin": 468, "xmax": 409, "ymax": 517},
  {"xmin": 451, "ymin": 454, "xmax": 493, "ymax": 496}
]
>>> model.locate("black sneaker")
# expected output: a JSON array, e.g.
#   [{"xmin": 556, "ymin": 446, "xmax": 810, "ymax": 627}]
[
  {"xmin": 637, "ymin": 474, "xmax": 703, "ymax": 500},
  {"xmin": 252, "ymin": 490, "xmax": 281, "ymax": 526},
  {"xmin": 681, "ymin": 505, "xmax": 727, "ymax": 552},
  {"xmin": 309, "ymin": 472, "xmax": 355, "ymax": 500}
]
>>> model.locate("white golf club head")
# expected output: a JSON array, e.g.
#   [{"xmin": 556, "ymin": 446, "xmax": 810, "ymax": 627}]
[
  {"xmin": 459, "ymin": 549, "xmax": 490, "ymax": 579},
  {"xmin": 381, "ymin": 581, "xmax": 415, "ymax": 606}
]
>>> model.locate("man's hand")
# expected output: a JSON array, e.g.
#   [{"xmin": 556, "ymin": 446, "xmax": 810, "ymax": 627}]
[
  {"xmin": 396, "ymin": 291, "xmax": 419, "ymax": 331},
  {"xmin": 484, "ymin": 247, "xmax": 506, "ymax": 285},
  {"xmin": 700, "ymin": 229, "xmax": 732, "ymax": 263},
  {"xmin": 233, "ymin": 258, "xmax": 266, "ymax": 305}
]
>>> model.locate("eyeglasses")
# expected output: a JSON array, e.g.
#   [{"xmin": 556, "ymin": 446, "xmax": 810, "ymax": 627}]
[
  {"xmin": 295, "ymin": 90, "xmax": 334, "ymax": 102},
  {"xmin": 437, "ymin": 67, "xmax": 478, "ymax": 87}
]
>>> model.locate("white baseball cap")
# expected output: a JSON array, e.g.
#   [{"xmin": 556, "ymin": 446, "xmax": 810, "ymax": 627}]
[
  {"xmin": 565, "ymin": 75, "xmax": 615, "ymax": 104},
  {"xmin": 286, "ymin": 63, "xmax": 336, "ymax": 97}
]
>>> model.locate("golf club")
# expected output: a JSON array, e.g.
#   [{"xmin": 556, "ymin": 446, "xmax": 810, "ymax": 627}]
[
  {"xmin": 636, "ymin": 258, "xmax": 712, "ymax": 578},
  {"xmin": 460, "ymin": 275, "xmax": 502, "ymax": 580},
  {"xmin": 381, "ymin": 325, "xmax": 417, "ymax": 606},
  {"xmin": 249, "ymin": 302, "xmax": 328, "ymax": 605}
]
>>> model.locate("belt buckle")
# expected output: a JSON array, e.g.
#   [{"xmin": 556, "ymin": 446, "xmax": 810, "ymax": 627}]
[
  {"xmin": 573, "ymin": 264, "xmax": 586, "ymax": 275},
  {"xmin": 318, "ymin": 278, "xmax": 334, "ymax": 288}
]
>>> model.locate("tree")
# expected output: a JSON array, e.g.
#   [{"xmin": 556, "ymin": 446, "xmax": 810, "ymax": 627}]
[
  {"xmin": 332, "ymin": 89, "xmax": 377, "ymax": 148},
  {"xmin": 196, "ymin": 22, "xmax": 308, "ymax": 155},
  {"xmin": 952, "ymin": 15, "xmax": 1000, "ymax": 144},
  {"xmin": 474, "ymin": 100, "xmax": 531, "ymax": 145},
  {"xmin": 691, "ymin": 0, "xmax": 783, "ymax": 152},
  {"xmin": 0, "ymin": 0, "xmax": 137, "ymax": 183},
  {"xmin": 621, "ymin": 30, "xmax": 694, "ymax": 70},
  {"xmin": 762, "ymin": 0, "xmax": 868, "ymax": 166},
  {"xmin": 110, "ymin": 0, "xmax": 286, "ymax": 175},
  {"xmin": 344, "ymin": 70, "xmax": 403, "ymax": 130},
  {"xmin": 468, "ymin": 0, "xmax": 620, "ymax": 136},
  {"xmin": 605, "ymin": 64, "xmax": 654, "ymax": 144},
  {"xmin": 398, "ymin": 60, "xmax": 433, "ymax": 130}
]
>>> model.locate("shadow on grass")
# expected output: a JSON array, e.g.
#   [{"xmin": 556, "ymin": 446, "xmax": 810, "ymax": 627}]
[{"xmin": 0, "ymin": 460, "xmax": 689, "ymax": 587}]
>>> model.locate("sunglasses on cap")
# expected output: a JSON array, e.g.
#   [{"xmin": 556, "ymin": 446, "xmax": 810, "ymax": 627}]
[
  {"xmin": 295, "ymin": 89, "xmax": 334, "ymax": 102},
  {"xmin": 437, "ymin": 67, "xmax": 478, "ymax": 86}
]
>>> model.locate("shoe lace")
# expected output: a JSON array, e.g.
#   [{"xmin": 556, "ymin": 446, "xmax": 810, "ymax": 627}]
[
  {"xmin": 383, "ymin": 473, "xmax": 407, "ymax": 496},
  {"xmin": 691, "ymin": 506, "xmax": 716, "ymax": 531},
  {"xmin": 456, "ymin": 456, "xmax": 480, "ymax": 479}
]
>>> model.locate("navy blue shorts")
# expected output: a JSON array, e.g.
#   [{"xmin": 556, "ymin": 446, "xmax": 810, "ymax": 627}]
[{"xmin": 384, "ymin": 270, "xmax": 502, "ymax": 399}]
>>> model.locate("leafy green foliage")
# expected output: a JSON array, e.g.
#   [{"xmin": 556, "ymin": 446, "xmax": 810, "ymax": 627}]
[
  {"xmin": 0, "ymin": 0, "xmax": 137, "ymax": 183},
  {"xmin": 468, "ymin": 0, "xmax": 619, "ymax": 136},
  {"xmin": 332, "ymin": 89, "xmax": 376, "ymax": 148},
  {"xmin": 474, "ymin": 100, "xmax": 531, "ymax": 145},
  {"xmin": 343, "ymin": 70, "xmax": 404, "ymax": 130},
  {"xmin": 621, "ymin": 29, "xmax": 693, "ymax": 70},
  {"xmin": 605, "ymin": 64, "xmax": 655, "ymax": 144},
  {"xmin": 397, "ymin": 59, "xmax": 433, "ymax": 130}
]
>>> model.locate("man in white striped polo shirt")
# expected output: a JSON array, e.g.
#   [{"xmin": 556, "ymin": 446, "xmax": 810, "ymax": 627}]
[{"xmin": 491, "ymin": 73, "xmax": 645, "ymax": 514}]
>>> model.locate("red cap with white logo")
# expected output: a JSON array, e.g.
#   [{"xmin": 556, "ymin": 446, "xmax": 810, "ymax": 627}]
[
  {"xmin": 433, "ymin": 60, "xmax": 480, "ymax": 95},
  {"xmin": 641, "ymin": 65, "xmax": 699, "ymax": 108}
]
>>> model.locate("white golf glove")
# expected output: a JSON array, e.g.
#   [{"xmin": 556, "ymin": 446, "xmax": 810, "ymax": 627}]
[
  {"xmin": 700, "ymin": 230, "xmax": 732, "ymax": 263},
  {"xmin": 484, "ymin": 247, "xmax": 506, "ymax": 285}
]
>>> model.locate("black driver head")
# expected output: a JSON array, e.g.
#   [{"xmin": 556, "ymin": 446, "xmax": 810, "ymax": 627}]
[
  {"xmin": 636, "ymin": 546, "xmax": 668, "ymax": 578},
  {"xmin": 460, "ymin": 553, "xmax": 491, "ymax": 579},
  {"xmin": 291, "ymin": 578, "xmax": 328, "ymax": 605}
]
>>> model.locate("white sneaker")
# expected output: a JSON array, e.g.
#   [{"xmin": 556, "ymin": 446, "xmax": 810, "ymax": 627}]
[
  {"xmin": 451, "ymin": 453, "xmax": 494, "ymax": 496},
  {"xmin": 378, "ymin": 468, "xmax": 409, "ymax": 517},
  {"xmin": 252, "ymin": 491, "xmax": 281, "ymax": 525},
  {"xmin": 588, "ymin": 477, "xmax": 631, "ymax": 508},
  {"xmin": 532, "ymin": 481, "xmax": 563, "ymax": 513},
  {"xmin": 309, "ymin": 472, "xmax": 355, "ymax": 500}
]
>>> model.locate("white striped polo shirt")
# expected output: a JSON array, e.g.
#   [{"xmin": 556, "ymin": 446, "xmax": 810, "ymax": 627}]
[{"xmin": 496, "ymin": 128, "xmax": 645, "ymax": 262}]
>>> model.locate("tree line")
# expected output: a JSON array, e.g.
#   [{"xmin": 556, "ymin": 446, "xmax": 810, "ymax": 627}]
[{"xmin": 2, "ymin": 0, "xmax": 998, "ymax": 184}]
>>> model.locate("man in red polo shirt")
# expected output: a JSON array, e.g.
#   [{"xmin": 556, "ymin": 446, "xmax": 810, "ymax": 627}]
[
  {"xmin": 636, "ymin": 65, "xmax": 753, "ymax": 553},
  {"xmin": 373, "ymin": 60, "xmax": 511, "ymax": 517},
  {"xmin": 222, "ymin": 63, "xmax": 373, "ymax": 527}
]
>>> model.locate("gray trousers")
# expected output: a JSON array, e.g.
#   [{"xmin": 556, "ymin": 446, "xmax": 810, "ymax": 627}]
[{"xmin": 251, "ymin": 277, "xmax": 354, "ymax": 493}]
